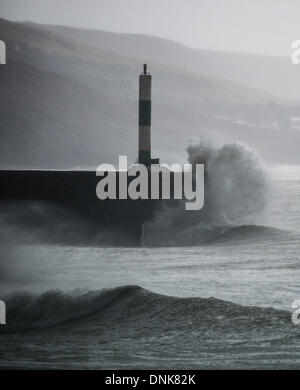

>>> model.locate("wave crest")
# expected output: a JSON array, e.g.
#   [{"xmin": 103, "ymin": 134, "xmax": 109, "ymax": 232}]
[{"xmin": 0, "ymin": 285, "xmax": 293, "ymax": 335}]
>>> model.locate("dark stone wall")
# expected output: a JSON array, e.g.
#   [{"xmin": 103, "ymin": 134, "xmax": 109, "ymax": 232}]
[{"xmin": 0, "ymin": 170, "xmax": 159, "ymax": 241}]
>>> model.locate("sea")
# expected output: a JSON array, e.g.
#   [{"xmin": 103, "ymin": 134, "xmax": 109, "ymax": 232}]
[{"xmin": 0, "ymin": 163, "xmax": 300, "ymax": 369}]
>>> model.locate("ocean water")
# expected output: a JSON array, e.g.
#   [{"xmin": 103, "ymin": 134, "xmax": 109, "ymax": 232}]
[{"xmin": 0, "ymin": 166, "xmax": 300, "ymax": 369}]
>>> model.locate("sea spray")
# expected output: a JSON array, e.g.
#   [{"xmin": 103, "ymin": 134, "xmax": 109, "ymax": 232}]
[{"xmin": 141, "ymin": 137, "xmax": 269, "ymax": 246}]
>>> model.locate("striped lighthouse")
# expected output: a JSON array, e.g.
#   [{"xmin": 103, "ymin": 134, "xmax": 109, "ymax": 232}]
[{"xmin": 139, "ymin": 64, "xmax": 152, "ymax": 166}]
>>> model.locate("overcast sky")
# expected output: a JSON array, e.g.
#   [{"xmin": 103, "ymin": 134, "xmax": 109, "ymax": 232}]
[{"xmin": 1, "ymin": 0, "xmax": 299, "ymax": 56}]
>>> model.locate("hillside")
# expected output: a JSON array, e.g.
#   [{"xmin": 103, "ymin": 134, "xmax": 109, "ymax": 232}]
[
  {"xmin": 0, "ymin": 18, "xmax": 300, "ymax": 168},
  {"xmin": 35, "ymin": 23, "xmax": 300, "ymax": 102}
]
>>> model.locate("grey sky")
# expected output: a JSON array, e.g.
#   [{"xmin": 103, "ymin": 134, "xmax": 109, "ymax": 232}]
[{"xmin": 0, "ymin": 0, "xmax": 299, "ymax": 56}]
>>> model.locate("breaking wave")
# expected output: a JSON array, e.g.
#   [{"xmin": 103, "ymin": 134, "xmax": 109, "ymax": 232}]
[
  {"xmin": 142, "ymin": 138, "xmax": 269, "ymax": 246},
  {"xmin": 1, "ymin": 286, "xmax": 299, "ymax": 369},
  {"xmin": 0, "ymin": 285, "xmax": 295, "ymax": 337}
]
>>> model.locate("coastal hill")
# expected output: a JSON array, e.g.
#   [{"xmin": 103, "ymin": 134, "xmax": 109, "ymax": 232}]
[{"xmin": 0, "ymin": 18, "xmax": 299, "ymax": 168}]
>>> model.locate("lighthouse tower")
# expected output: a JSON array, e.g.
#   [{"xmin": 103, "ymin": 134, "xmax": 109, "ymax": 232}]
[{"xmin": 138, "ymin": 64, "xmax": 159, "ymax": 166}]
